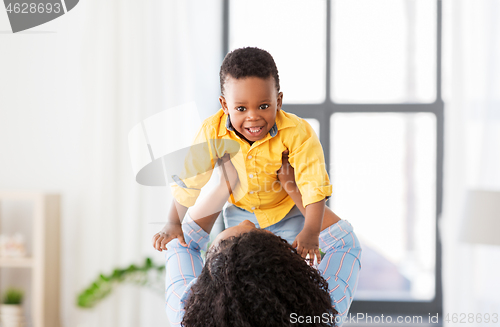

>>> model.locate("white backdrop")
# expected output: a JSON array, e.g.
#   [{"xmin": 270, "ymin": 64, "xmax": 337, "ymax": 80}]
[
  {"xmin": 0, "ymin": 1, "xmax": 222, "ymax": 326},
  {"xmin": 442, "ymin": 0, "xmax": 500, "ymax": 325}
]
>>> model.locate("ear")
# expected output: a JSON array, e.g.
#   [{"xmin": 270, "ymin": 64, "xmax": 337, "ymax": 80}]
[
  {"xmin": 277, "ymin": 92, "xmax": 283, "ymax": 111},
  {"xmin": 219, "ymin": 96, "xmax": 229, "ymax": 114}
]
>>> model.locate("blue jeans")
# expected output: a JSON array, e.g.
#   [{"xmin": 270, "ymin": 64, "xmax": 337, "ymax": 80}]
[{"xmin": 223, "ymin": 204, "xmax": 305, "ymax": 245}]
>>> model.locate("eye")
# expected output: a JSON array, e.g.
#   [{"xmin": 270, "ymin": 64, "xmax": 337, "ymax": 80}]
[
  {"xmin": 259, "ymin": 104, "xmax": 269, "ymax": 110},
  {"xmin": 236, "ymin": 106, "xmax": 246, "ymax": 112}
]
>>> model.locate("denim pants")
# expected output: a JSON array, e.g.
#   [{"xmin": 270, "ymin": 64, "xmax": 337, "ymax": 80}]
[{"xmin": 223, "ymin": 203, "xmax": 305, "ymax": 245}]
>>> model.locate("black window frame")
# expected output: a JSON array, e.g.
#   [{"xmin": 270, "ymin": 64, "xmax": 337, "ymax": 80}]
[{"xmin": 222, "ymin": 0, "xmax": 443, "ymax": 320}]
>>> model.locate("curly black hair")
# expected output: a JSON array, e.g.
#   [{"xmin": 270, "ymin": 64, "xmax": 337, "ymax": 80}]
[
  {"xmin": 219, "ymin": 47, "xmax": 280, "ymax": 97},
  {"xmin": 181, "ymin": 229, "xmax": 337, "ymax": 327}
]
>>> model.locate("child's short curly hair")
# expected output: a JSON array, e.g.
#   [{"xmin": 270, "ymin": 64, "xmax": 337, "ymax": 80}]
[{"xmin": 219, "ymin": 47, "xmax": 280, "ymax": 96}]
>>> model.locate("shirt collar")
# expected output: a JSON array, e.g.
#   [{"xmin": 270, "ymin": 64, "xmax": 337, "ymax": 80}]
[
  {"xmin": 218, "ymin": 112, "xmax": 229, "ymax": 137},
  {"xmin": 275, "ymin": 109, "xmax": 296, "ymax": 131},
  {"xmin": 226, "ymin": 113, "xmax": 235, "ymax": 132}
]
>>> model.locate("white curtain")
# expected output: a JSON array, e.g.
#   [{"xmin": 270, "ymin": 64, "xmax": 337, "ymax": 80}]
[
  {"xmin": 0, "ymin": 1, "xmax": 222, "ymax": 327},
  {"xmin": 442, "ymin": 0, "xmax": 500, "ymax": 325},
  {"xmin": 66, "ymin": 1, "xmax": 223, "ymax": 327}
]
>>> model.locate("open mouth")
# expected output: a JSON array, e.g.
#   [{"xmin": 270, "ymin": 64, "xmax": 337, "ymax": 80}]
[{"xmin": 245, "ymin": 126, "xmax": 264, "ymax": 136}]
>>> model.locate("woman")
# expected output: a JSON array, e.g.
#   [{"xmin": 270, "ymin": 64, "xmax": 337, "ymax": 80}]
[{"xmin": 160, "ymin": 155, "xmax": 362, "ymax": 327}]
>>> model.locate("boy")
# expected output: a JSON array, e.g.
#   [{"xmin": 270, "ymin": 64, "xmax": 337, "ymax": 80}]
[{"xmin": 153, "ymin": 47, "xmax": 332, "ymax": 264}]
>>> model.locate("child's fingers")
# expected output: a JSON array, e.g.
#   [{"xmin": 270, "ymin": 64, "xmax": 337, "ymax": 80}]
[
  {"xmin": 311, "ymin": 249, "xmax": 318, "ymax": 266},
  {"xmin": 158, "ymin": 236, "xmax": 168, "ymax": 251},
  {"xmin": 152, "ymin": 234, "xmax": 160, "ymax": 248},
  {"xmin": 291, "ymin": 239, "xmax": 297, "ymax": 249},
  {"xmin": 314, "ymin": 248, "xmax": 322, "ymax": 265},
  {"xmin": 306, "ymin": 249, "xmax": 315, "ymax": 266},
  {"xmin": 161, "ymin": 236, "xmax": 172, "ymax": 251},
  {"xmin": 163, "ymin": 235, "xmax": 174, "ymax": 251},
  {"xmin": 155, "ymin": 236, "xmax": 164, "ymax": 251},
  {"xmin": 178, "ymin": 234, "xmax": 188, "ymax": 247},
  {"xmin": 299, "ymin": 247, "xmax": 307, "ymax": 259},
  {"xmin": 154, "ymin": 235, "xmax": 161, "ymax": 250}
]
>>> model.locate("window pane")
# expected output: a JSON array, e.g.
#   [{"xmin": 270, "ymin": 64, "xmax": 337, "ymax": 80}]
[
  {"xmin": 229, "ymin": 0, "xmax": 326, "ymax": 104},
  {"xmin": 304, "ymin": 118, "xmax": 320, "ymax": 138},
  {"xmin": 331, "ymin": 0, "xmax": 436, "ymax": 103},
  {"xmin": 330, "ymin": 112, "xmax": 436, "ymax": 301}
]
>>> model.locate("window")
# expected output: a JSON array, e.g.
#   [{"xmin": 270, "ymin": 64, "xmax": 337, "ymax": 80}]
[
  {"xmin": 331, "ymin": 0, "xmax": 436, "ymax": 103},
  {"xmin": 224, "ymin": 0, "xmax": 443, "ymax": 318},
  {"xmin": 228, "ymin": 0, "xmax": 326, "ymax": 103},
  {"xmin": 331, "ymin": 112, "xmax": 437, "ymax": 302}
]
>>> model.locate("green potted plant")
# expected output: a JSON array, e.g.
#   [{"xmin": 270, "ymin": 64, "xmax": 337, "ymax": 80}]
[
  {"xmin": 77, "ymin": 257, "xmax": 165, "ymax": 309},
  {"xmin": 1, "ymin": 287, "xmax": 24, "ymax": 327}
]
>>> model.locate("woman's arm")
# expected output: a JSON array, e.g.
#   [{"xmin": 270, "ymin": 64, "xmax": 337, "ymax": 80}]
[
  {"xmin": 278, "ymin": 151, "xmax": 341, "ymax": 230},
  {"xmin": 188, "ymin": 154, "xmax": 239, "ymax": 233},
  {"xmin": 165, "ymin": 156, "xmax": 239, "ymax": 325},
  {"xmin": 278, "ymin": 151, "xmax": 360, "ymax": 324}
]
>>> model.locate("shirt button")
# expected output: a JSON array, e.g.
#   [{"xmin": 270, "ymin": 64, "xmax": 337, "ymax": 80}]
[
  {"xmin": 249, "ymin": 191, "xmax": 254, "ymax": 194},
  {"xmin": 249, "ymin": 174, "xmax": 254, "ymax": 178},
  {"xmin": 247, "ymin": 155, "xmax": 252, "ymax": 159},
  {"xmin": 251, "ymin": 207, "xmax": 256, "ymax": 210}
]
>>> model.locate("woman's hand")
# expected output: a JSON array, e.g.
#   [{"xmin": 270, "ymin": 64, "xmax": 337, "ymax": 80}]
[
  {"xmin": 277, "ymin": 150, "xmax": 296, "ymax": 193},
  {"xmin": 152, "ymin": 222, "xmax": 188, "ymax": 252},
  {"xmin": 292, "ymin": 228, "xmax": 321, "ymax": 266},
  {"xmin": 219, "ymin": 153, "xmax": 239, "ymax": 191}
]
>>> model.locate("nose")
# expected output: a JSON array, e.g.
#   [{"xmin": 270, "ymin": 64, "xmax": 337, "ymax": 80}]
[{"xmin": 245, "ymin": 108, "xmax": 260, "ymax": 121}]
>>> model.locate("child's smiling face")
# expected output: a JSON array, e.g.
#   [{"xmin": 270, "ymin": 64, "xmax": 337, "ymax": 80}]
[{"xmin": 219, "ymin": 75, "xmax": 283, "ymax": 144}]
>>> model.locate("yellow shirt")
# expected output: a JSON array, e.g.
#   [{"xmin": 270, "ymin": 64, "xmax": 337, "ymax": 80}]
[{"xmin": 170, "ymin": 108, "xmax": 332, "ymax": 228}]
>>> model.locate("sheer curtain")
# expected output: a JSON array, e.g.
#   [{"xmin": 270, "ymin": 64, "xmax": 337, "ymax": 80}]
[
  {"xmin": 442, "ymin": 0, "xmax": 500, "ymax": 325},
  {"xmin": 0, "ymin": 1, "xmax": 221, "ymax": 327},
  {"xmin": 65, "ymin": 1, "xmax": 223, "ymax": 327}
]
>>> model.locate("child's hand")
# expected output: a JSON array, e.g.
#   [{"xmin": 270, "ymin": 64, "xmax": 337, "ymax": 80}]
[
  {"xmin": 292, "ymin": 228, "xmax": 321, "ymax": 266},
  {"xmin": 152, "ymin": 222, "xmax": 188, "ymax": 252}
]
